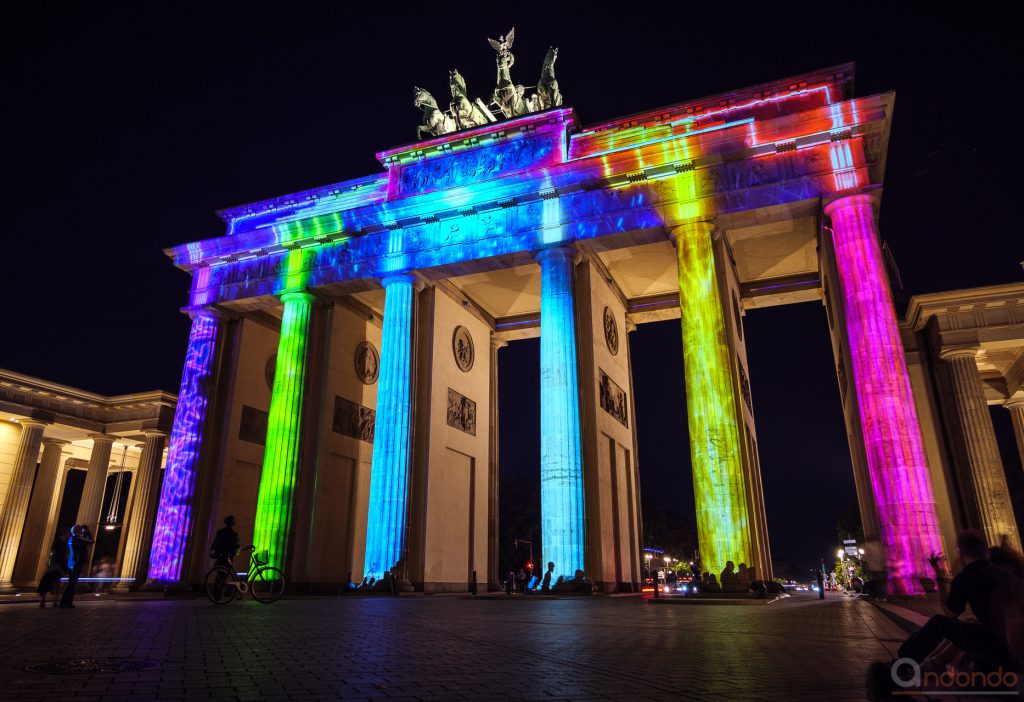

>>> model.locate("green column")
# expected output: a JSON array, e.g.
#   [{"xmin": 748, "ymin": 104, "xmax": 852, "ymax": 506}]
[
  {"xmin": 673, "ymin": 222, "xmax": 753, "ymax": 580},
  {"xmin": 253, "ymin": 291, "xmax": 314, "ymax": 571}
]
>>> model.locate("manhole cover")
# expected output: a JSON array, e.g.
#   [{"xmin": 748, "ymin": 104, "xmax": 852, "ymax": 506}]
[{"xmin": 26, "ymin": 658, "xmax": 159, "ymax": 675}]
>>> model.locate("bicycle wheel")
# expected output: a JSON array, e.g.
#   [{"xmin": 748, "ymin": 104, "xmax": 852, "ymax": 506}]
[
  {"xmin": 204, "ymin": 566, "xmax": 238, "ymax": 605},
  {"xmin": 249, "ymin": 566, "xmax": 285, "ymax": 604}
]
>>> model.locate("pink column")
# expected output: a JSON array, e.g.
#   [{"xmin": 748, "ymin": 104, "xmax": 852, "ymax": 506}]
[{"xmin": 825, "ymin": 194, "xmax": 944, "ymax": 594}]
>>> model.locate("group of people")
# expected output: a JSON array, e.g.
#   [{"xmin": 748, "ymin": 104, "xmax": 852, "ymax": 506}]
[
  {"xmin": 505, "ymin": 562, "xmax": 593, "ymax": 594},
  {"xmin": 868, "ymin": 530, "xmax": 1024, "ymax": 698},
  {"xmin": 35, "ymin": 524, "xmax": 95, "ymax": 609}
]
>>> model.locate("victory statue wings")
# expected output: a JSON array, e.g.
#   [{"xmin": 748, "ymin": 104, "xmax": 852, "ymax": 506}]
[{"xmin": 487, "ymin": 27, "xmax": 515, "ymax": 54}]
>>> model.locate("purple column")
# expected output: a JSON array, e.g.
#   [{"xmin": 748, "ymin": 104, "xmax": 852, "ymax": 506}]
[
  {"xmin": 147, "ymin": 309, "xmax": 222, "ymax": 584},
  {"xmin": 825, "ymin": 194, "xmax": 944, "ymax": 594}
]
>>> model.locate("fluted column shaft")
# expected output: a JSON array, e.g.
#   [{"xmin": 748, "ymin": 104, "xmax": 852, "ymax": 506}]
[
  {"xmin": 11, "ymin": 438, "xmax": 68, "ymax": 586},
  {"xmin": 120, "ymin": 432, "xmax": 167, "ymax": 585},
  {"xmin": 363, "ymin": 275, "xmax": 415, "ymax": 580},
  {"xmin": 536, "ymin": 246, "xmax": 586, "ymax": 580},
  {"xmin": 941, "ymin": 349, "xmax": 1021, "ymax": 551},
  {"xmin": 148, "ymin": 310, "xmax": 224, "ymax": 583},
  {"xmin": 0, "ymin": 420, "xmax": 48, "ymax": 585},
  {"xmin": 825, "ymin": 194, "xmax": 944, "ymax": 594},
  {"xmin": 253, "ymin": 291, "xmax": 315, "ymax": 572},
  {"xmin": 77, "ymin": 434, "xmax": 115, "ymax": 532},
  {"xmin": 671, "ymin": 223, "xmax": 751, "ymax": 580},
  {"xmin": 487, "ymin": 337, "xmax": 506, "ymax": 589},
  {"xmin": 1007, "ymin": 401, "xmax": 1024, "ymax": 474}
]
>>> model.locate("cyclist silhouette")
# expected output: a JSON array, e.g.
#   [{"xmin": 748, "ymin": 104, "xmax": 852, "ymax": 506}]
[{"xmin": 210, "ymin": 515, "xmax": 240, "ymax": 569}]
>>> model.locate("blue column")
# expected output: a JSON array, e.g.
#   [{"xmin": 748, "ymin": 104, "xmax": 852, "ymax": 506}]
[
  {"xmin": 148, "ymin": 309, "xmax": 223, "ymax": 583},
  {"xmin": 536, "ymin": 246, "xmax": 586, "ymax": 580},
  {"xmin": 363, "ymin": 275, "xmax": 415, "ymax": 580}
]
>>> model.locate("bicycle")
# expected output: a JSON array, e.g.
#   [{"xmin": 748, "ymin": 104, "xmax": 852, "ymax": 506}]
[{"xmin": 204, "ymin": 546, "xmax": 285, "ymax": 605}]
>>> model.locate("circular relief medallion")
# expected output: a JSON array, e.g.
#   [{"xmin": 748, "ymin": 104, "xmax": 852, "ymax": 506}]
[
  {"xmin": 265, "ymin": 355, "xmax": 277, "ymax": 390},
  {"xmin": 603, "ymin": 307, "xmax": 619, "ymax": 356},
  {"xmin": 452, "ymin": 326, "xmax": 475, "ymax": 372},
  {"xmin": 354, "ymin": 341, "xmax": 380, "ymax": 385}
]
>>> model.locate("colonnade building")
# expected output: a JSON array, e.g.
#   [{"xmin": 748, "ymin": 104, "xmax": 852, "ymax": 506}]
[{"xmin": 0, "ymin": 65, "xmax": 1021, "ymax": 594}]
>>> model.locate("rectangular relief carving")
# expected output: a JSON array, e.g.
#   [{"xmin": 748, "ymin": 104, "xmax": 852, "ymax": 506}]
[
  {"xmin": 599, "ymin": 369, "xmax": 628, "ymax": 427},
  {"xmin": 239, "ymin": 405, "xmax": 268, "ymax": 445},
  {"xmin": 447, "ymin": 388, "xmax": 477, "ymax": 436},
  {"xmin": 332, "ymin": 396, "xmax": 375, "ymax": 443}
]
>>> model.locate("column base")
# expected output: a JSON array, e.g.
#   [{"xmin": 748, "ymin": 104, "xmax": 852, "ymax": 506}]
[{"xmin": 138, "ymin": 580, "xmax": 177, "ymax": 595}]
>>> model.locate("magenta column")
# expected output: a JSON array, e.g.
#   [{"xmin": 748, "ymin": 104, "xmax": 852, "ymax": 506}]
[
  {"xmin": 825, "ymin": 194, "xmax": 944, "ymax": 594},
  {"xmin": 147, "ymin": 309, "xmax": 223, "ymax": 584}
]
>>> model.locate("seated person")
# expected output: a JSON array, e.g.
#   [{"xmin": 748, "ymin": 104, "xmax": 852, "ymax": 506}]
[{"xmin": 869, "ymin": 531, "xmax": 1022, "ymax": 699}]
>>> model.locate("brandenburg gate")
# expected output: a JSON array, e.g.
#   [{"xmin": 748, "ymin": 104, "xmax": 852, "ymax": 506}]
[{"xmin": 135, "ymin": 50, "xmax": 1020, "ymax": 595}]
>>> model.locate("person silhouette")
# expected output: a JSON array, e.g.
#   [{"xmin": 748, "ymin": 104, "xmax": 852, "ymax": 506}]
[
  {"xmin": 59, "ymin": 524, "xmax": 94, "ymax": 609},
  {"xmin": 541, "ymin": 562, "xmax": 555, "ymax": 592}
]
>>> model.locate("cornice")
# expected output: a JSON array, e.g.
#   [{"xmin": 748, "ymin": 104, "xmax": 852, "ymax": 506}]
[{"xmin": 904, "ymin": 282, "xmax": 1024, "ymax": 331}]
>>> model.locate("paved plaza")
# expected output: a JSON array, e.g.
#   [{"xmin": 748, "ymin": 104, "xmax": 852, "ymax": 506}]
[{"xmin": 0, "ymin": 592, "xmax": 906, "ymax": 701}]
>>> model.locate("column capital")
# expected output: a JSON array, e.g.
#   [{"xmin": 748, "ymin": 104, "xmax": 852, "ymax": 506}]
[
  {"xmin": 1004, "ymin": 398, "xmax": 1024, "ymax": 411},
  {"xmin": 667, "ymin": 220, "xmax": 717, "ymax": 247},
  {"xmin": 823, "ymin": 191, "xmax": 880, "ymax": 218},
  {"xmin": 16, "ymin": 418, "xmax": 50, "ymax": 429},
  {"xmin": 490, "ymin": 335, "xmax": 508, "ymax": 350},
  {"xmin": 279, "ymin": 290, "xmax": 316, "ymax": 305},
  {"xmin": 533, "ymin": 244, "xmax": 576, "ymax": 264},
  {"xmin": 141, "ymin": 429, "xmax": 169, "ymax": 439},
  {"xmin": 182, "ymin": 304, "xmax": 232, "ymax": 321},
  {"xmin": 41, "ymin": 437, "xmax": 70, "ymax": 447},
  {"xmin": 88, "ymin": 433, "xmax": 117, "ymax": 444},
  {"xmin": 939, "ymin": 345, "xmax": 980, "ymax": 362},
  {"xmin": 380, "ymin": 273, "xmax": 416, "ymax": 289}
]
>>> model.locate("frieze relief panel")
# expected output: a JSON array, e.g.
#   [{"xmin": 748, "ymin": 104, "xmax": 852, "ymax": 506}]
[
  {"xmin": 397, "ymin": 134, "xmax": 557, "ymax": 196},
  {"xmin": 332, "ymin": 396, "xmax": 375, "ymax": 443},
  {"xmin": 239, "ymin": 405, "xmax": 269, "ymax": 445},
  {"xmin": 447, "ymin": 388, "xmax": 477, "ymax": 435},
  {"xmin": 598, "ymin": 370, "xmax": 628, "ymax": 427},
  {"xmin": 737, "ymin": 361, "xmax": 752, "ymax": 413}
]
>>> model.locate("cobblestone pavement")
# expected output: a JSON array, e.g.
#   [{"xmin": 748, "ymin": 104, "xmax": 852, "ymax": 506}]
[{"xmin": 0, "ymin": 592, "xmax": 906, "ymax": 701}]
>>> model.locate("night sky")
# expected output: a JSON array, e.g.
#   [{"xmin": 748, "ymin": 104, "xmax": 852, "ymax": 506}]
[{"xmin": 5, "ymin": 8, "xmax": 1019, "ymax": 574}]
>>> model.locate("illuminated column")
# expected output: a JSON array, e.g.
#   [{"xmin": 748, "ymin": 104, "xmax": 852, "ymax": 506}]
[
  {"xmin": 253, "ymin": 291, "xmax": 315, "ymax": 572},
  {"xmin": 825, "ymin": 194, "xmax": 944, "ymax": 593},
  {"xmin": 940, "ymin": 348, "xmax": 1021, "ymax": 551},
  {"xmin": 76, "ymin": 434, "xmax": 116, "ymax": 532},
  {"xmin": 671, "ymin": 223, "xmax": 752, "ymax": 579},
  {"xmin": 11, "ymin": 438, "xmax": 68, "ymax": 586},
  {"xmin": 364, "ymin": 275, "xmax": 415, "ymax": 580},
  {"xmin": 0, "ymin": 419, "xmax": 48, "ymax": 586},
  {"xmin": 148, "ymin": 309, "xmax": 223, "ymax": 583},
  {"xmin": 488, "ymin": 337, "xmax": 507, "ymax": 590},
  {"xmin": 536, "ymin": 246, "xmax": 585, "ymax": 579},
  {"xmin": 119, "ymin": 431, "xmax": 167, "ymax": 586},
  {"xmin": 1007, "ymin": 400, "xmax": 1024, "ymax": 473}
]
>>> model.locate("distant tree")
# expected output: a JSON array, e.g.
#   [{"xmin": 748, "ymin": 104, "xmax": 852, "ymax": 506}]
[
  {"xmin": 836, "ymin": 498, "xmax": 864, "ymax": 544},
  {"xmin": 642, "ymin": 501, "xmax": 698, "ymax": 563}
]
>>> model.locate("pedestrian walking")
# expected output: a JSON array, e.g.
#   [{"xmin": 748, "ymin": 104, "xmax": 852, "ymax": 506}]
[
  {"xmin": 36, "ymin": 527, "xmax": 70, "ymax": 608},
  {"xmin": 59, "ymin": 524, "xmax": 94, "ymax": 609}
]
